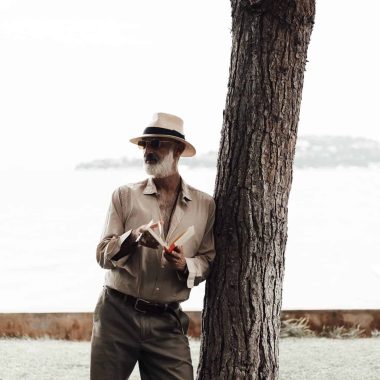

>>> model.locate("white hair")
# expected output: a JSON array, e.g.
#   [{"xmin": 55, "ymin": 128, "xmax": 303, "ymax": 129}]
[{"xmin": 143, "ymin": 148, "xmax": 178, "ymax": 178}]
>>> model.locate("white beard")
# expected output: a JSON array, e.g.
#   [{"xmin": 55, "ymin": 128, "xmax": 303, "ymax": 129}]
[{"xmin": 144, "ymin": 150, "xmax": 177, "ymax": 178}]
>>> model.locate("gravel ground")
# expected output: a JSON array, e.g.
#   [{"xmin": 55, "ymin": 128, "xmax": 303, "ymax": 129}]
[{"xmin": 0, "ymin": 337, "xmax": 379, "ymax": 380}]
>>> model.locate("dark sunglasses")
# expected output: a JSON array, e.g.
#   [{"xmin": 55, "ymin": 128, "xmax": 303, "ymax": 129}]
[{"xmin": 137, "ymin": 139, "xmax": 176, "ymax": 150}]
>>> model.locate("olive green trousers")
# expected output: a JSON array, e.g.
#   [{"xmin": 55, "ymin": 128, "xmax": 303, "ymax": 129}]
[{"xmin": 90, "ymin": 287, "xmax": 193, "ymax": 380}]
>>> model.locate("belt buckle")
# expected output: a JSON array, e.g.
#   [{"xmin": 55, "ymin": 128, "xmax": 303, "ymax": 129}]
[{"xmin": 134, "ymin": 298, "xmax": 150, "ymax": 313}]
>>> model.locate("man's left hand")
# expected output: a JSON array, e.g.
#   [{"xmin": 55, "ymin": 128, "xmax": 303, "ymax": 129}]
[{"xmin": 164, "ymin": 246, "xmax": 186, "ymax": 272}]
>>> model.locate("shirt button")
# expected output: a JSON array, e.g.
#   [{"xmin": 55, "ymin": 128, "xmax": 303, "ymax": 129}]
[{"xmin": 156, "ymin": 287, "xmax": 160, "ymax": 291}]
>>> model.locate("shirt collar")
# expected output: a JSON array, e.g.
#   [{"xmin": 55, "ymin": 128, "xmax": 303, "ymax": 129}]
[
  {"xmin": 143, "ymin": 177, "xmax": 158, "ymax": 195},
  {"xmin": 143, "ymin": 177, "xmax": 192, "ymax": 202},
  {"xmin": 180, "ymin": 178, "xmax": 192, "ymax": 202}
]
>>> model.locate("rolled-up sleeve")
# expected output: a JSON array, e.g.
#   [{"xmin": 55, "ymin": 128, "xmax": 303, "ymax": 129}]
[
  {"xmin": 96, "ymin": 188, "xmax": 133, "ymax": 269},
  {"xmin": 185, "ymin": 198, "xmax": 216, "ymax": 288}
]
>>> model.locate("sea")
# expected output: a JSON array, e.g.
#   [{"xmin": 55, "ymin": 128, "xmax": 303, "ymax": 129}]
[{"xmin": 1, "ymin": 165, "xmax": 379, "ymax": 312}]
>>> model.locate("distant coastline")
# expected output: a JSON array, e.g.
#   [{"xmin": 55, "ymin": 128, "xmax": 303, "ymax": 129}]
[{"xmin": 75, "ymin": 135, "xmax": 380, "ymax": 170}]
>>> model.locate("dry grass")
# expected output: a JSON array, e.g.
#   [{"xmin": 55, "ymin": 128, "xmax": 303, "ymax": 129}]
[
  {"xmin": 281, "ymin": 317, "xmax": 378, "ymax": 339},
  {"xmin": 281, "ymin": 317, "xmax": 315, "ymax": 338},
  {"xmin": 320, "ymin": 324, "xmax": 366, "ymax": 339}
]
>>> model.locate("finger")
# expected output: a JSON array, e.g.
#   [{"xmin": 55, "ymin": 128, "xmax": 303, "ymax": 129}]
[
  {"xmin": 147, "ymin": 238, "xmax": 159, "ymax": 248},
  {"xmin": 164, "ymin": 247, "xmax": 174, "ymax": 254},
  {"xmin": 171, "ymin": 251, "xmax": 181, "ymax": 259},
  {"xmin": 149, "ymin": 237, "xmax": 160, "ymax": 247},
  {"xmin": 164, "ymin": 256, "xmax": 175, "ymax": 264},
  {"xmin": 164, "ymin": 252, "xmax": 177, "ymax": 262},
  {"xmin": 139, "ymin": 239, "xmax": 150, "ymax": 248},
  {"xmin": 140, "ymin": 235, "xmax": 159, "ymax": 249},
  {"xmin": 141, "ymin": 231, "xmax": 155, "ymax": 243},
  {"xmin": 165, "ymin": 249, "xmax": 179, "ymax": 258}
]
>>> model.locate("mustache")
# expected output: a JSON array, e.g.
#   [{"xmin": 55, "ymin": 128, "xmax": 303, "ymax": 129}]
[{"xmin": 145, "ymin": 153, "xmax": 159, "ymax": 163}]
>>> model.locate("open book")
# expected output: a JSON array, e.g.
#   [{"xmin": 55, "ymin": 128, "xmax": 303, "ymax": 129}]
[{"xmin": 141, "ymin": 220, "xmax": 195, "ymax": 253}]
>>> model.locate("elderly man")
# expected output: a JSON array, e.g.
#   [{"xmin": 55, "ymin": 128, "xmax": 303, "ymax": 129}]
[{"xmin": 90, "ymin": 112, "xmax": 216, "ymax": 380}]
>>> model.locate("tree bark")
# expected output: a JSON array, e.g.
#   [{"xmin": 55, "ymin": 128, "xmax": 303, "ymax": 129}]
[{"xmin": 197, "ymin": 1, "xmax": 315, "ymax": 379}]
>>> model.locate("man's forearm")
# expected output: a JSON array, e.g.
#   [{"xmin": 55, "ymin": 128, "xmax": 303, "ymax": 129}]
[{"xmin": 111, "ymin": 230, "xmax": 139, "ymax": 261}]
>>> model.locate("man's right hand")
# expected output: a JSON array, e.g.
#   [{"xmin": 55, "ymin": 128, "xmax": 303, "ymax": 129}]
[{"xmin": 132, "ymin": 222, "xmax": 160, "ymax": 249}]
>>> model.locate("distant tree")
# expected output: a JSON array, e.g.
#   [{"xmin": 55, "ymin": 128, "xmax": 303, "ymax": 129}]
[{"xmin": 197, "ymin": 1, "xmax": 315, "ymax": 379}]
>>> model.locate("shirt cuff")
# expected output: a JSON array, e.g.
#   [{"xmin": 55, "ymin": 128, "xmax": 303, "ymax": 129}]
[
  {"xmin": 185, "ymin": 258, "xmax": 197, "ymax": 289},
  {"xmin": 107, "ymin": 230, "xmax": 133, "ymax": 264}
]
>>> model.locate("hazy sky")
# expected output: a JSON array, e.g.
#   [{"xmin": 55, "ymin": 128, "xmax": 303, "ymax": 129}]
[{"xmin": 1, "ymin": 0, "xmax": 379, "ymax": 170}]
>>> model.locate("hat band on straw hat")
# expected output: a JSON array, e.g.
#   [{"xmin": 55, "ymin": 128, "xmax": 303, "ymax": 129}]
[
  {"xmin": 143, "ymin": 127, "xmax": 185, "ymax": 140},
  {"xmin": 130, "ymin": 112, "xmax": 196, "ymax": 157}
]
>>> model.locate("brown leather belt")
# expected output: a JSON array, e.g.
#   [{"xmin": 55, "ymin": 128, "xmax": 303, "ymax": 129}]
[{"xmin": 105, "ymin": 286, "xmax": 179, "ymax": 314}]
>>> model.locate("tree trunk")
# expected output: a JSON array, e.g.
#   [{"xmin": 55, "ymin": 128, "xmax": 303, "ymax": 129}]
[{"xmin": 197, "ymin": 1, "xmax": 315, "ymax": 379}]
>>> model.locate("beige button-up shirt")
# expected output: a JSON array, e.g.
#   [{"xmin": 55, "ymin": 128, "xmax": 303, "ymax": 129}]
[{"xmin": 96, "ymin": 177, "xmax": 216, "ymax": 303}]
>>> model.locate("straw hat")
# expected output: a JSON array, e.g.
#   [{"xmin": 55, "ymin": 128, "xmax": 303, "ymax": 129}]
[{"xmin": 130, "ymin": 112, "xmax": 196, "ymax": 157}]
